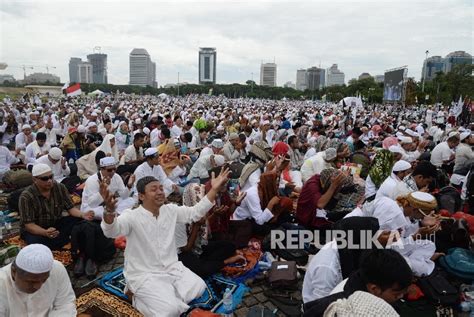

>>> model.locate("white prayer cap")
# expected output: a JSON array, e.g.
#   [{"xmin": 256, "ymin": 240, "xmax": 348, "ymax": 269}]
[
  {"xmin": 22, "ymin": 124, "xmax": 31, "ymax": 130},
  {"xmin": 211, "ymin": 139, "xmax": 224, "ymax": 149},
  {"xmin": 392, "ymin": 160, "xmax": 411, "ymax": 172},
  {"xmin": 135, "ymin": 118, "xmax": 142, "ymax": 124},
  {"xmin": 228, "ymin": 133, "xmax": 239, "ymax": 140},
  {"xmin": 144, "ymin": 147, "xmax": 158, "ymax": 157},
  {"xmin": 216, "ymin": 125, "xmax": 225, "ymax": 131},
  {"xmin": 49, "ymin": 147, "xmax": 62, "ymax": 160},
  {"xmin": 143, "ymin": 127, "xmax": 150, "ymax": 135},
  {"xmin": 448, "ymin": 131, "xmax": 460, "ymax": 139},
  {"xmin": 91, "ymin": 111, "xmax": 98, "ymax": 117},
  {"xmin": 405, "ymin": 129, "xmax": 416, "ymax": 137},
  {"xmin": 213, "ymin": 155, "xmax": 225, "ymax": 166},
  {"xmin": 410, "ymin": 191, "xmax": 436, "ymax": 203},
  {"xmin": 32, "ymin": 163, "xmax": 52, "ymax": 177},
  {"xmin": 400, "ymin": 137, "xmax": 412, "ymax": 144},
  {"xmin": 100, "ymin": 157, "xmax": 117, "ymax": 168},
  {"xmin": 325, "ymin": 148, "xmax": 337, "ymax": 161},
  {"xmin": 78, "ymin": 109, "xmax": 84, "ymax": 114},
  {"xmin": 398, "ymin": 125, "xmax": 406, "ymax": 131},
  {"xmin": 395, "ymin": 132, "xmax": 404, "ymax": 138},
  {"xmin": 15, "ymin": 244, "xmax": 54, "ymax": 274},
  {"xmin": 87, "ymin": 122, "xmax": 97, "ymax": 128},
  {"xmin": 77, "ymin": 125, "xmax": 86, "ymax": 133},
  {"xmin": 460, "ymin": 131, "xmax": 471, "ymax": 141},
  {"xmin": 388, "ymin": 145, "xmax": 404, "ymax": 155}
]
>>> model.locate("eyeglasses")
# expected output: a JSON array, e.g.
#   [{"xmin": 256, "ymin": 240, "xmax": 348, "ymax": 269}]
[{"xmin": 37, "ymin": 175, "xmax": 54, "ymax": 181}]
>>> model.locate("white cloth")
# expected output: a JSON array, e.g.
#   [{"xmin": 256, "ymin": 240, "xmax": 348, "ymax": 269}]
[
  {"xmin": 100, "ymin": 198, "xmax": 214, "ymax": 316},
  {"xmin": 81, "ymin": 172, "xmax": 133, "ymax": 219},
  {"xmin": 122, "ymin": 144, "xmax": 143, "ymax": 165},
  {"xmin": 301, "ymin": 151, "xmax": 333, "ymax": 182},
  {"xmin": 134, "ymin": 162, "xmax": 175, "ymax": 197},
  {"xmin": 430, "ymin": 141, "xmax": 453, "ymax": 167},
  {"xmin": 400, "ymin": 147, "xmax": 421, "ymax": 163},
  {"xmin": 25, "ymin": 141, "xmax": 50, "ymax": 165},
  {"xmin": 170, "ymin": 125, "xmax": 183, "ymax": 139},
  {"xmin": 35, "ymin": 155, "xmax": 70, "ymax": 183},
  {"xmin": 0, "ymin": 261, "xmax": 76, "ymax": 317},
  {"xmin": 150, "ymin": 128, "xmax": 161, "ymax": 147},
  {"xmin": 454, "ymin": 143, "xmax": 474, "ymax": 171},
  {"xmin": 199, "ymin": 146, "xmax": 213, "ymax": 158},
  {"xmin": 302, "ymin": 240, "xmax": 342, "ymax": 303},
  {"xmin": 222, "ymin": 142, "xmax": 240, "ymax": 162},
  {"xmin": 375, "ymin": 174, "xmax": 402, "ymax": 200},
  {"xmin": 304, "ymin": 147, "xmax": 317, "ymax": 160},
  {"xmin": 364, "ymin": 175, "xmax": 377, "ymax": 199},
  {"xmin": 0, "ymin": 146, "xmax": 19, "ymax": 180},
  {"xmin": 232, "ymin": 185, "xmax": 274, "ymax": 225},
  {"xmin": 37, "ymin": 128, "xmax": 61, "ymax": 146},
  {"xmin": 187, "ymin": 155, "xmax": 223, "ymax": 180},
  {"xmin": 98, "ymin": 134, "xmax": 119, "ymax": 162},
  {"xmin": 15, "ymin": 132, "xmax": 35, "ymax": 151}
]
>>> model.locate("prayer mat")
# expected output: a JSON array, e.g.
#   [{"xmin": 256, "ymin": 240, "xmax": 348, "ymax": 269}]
[
  {"xmin": 0, "ymin": 244, "xmax": 20, "ymax": 266},
  {"xmin": 100, "ymin": 266, "xmax": 128, "ymax": 300},
  {"xmin": 76, "ymin": 287, "xmax": 143, "ymax": 317},
  {"xmin": 4, "ymin": 234, "xmax": 73, "ymax": 266},
  {"xmin": 189, "ymin": 274, "xmax": 249, "ymax": 313}
]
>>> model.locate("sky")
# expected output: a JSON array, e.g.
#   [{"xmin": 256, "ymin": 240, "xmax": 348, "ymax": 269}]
[{"xmin": 0, "ymin": 0, "xmax": 472, "ymax": 86}]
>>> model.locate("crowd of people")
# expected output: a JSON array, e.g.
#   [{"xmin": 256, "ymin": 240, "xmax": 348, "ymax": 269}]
[{"xmin": 0, "ymin": 92, "xmax": 472, "ymax": 316}]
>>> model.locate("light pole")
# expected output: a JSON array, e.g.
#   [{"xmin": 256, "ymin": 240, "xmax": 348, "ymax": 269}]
[{"xmin": 422, "ymin": 50, "xmax": 429, "ymax": 93}]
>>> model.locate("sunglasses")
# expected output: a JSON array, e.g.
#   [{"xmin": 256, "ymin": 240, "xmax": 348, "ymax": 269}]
[{"xmin": 37, "ymin": 175, "xmax": 54, "ymax": 181}]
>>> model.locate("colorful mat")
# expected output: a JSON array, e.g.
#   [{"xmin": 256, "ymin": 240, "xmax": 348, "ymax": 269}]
[
  {"xmin": 76, "ymin": 287, "xmax": 143, "ymax": 317},
  {"xmin": 99, "ymin": 267, "xmax": 249, "ymax": 313},
  {"xmin": 4, "ymin": 235, "xmax": 73, "ymax": 266}
]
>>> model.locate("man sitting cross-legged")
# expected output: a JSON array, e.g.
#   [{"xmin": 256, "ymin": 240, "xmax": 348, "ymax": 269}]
[{"xmin": 101, "ymin": 168, "xmax": 231, "ymax": 317}]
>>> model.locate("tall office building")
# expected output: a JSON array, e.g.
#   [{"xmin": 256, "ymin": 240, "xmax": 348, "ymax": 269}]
[
  {"xmin": 306, "ymin": 67, "xmax": 325, "ymax": 90},
  {"xmin": 260, "ymin": 62, "xmax": 277, "ymax": 87},
  {"xmin": 69, "ymin": 57, "xmax": 81, "ymax": 83},
  {"xmin": 422, "ymin": 51, "xmax": 472, "ymax": 81},
  {"xmin": 77, "ymin": 61, "xmax": 93, "ymax": 83},
  {"xmin": 198, "ymin": 48, "xmax": 216, "ymax": 84},
  {"xmin": 129, "ymin": 48, "xmax": 157, "ymax": 87},
  {"xmin": 326, "ymin": 64, "xmax": 345, "ymax": 86},
  {"xmin": 296, "ymin": 69, "xmax": 307, "ymax": 91},
  {"xmin": 87, "ymin": 53, "xmax": 108, "ymax": 84}
]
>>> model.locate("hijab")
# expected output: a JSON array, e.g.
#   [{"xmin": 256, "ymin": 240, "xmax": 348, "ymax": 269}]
[
  {"xmin": 368, "ymin": 149, "xmax": 394, "ymax": 187},
  {"xmin": 98, "ymin": 134, "xmax": 119, "ymax": 162}
]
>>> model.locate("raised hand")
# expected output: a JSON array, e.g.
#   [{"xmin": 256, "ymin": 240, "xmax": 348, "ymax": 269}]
[
  {"xmin": 210, "ymin": 167, "xmax": 231, "ymax": 191},
  {"xmin": 103, "ymin": 189, "xmax": 118, "ymax": 224}
]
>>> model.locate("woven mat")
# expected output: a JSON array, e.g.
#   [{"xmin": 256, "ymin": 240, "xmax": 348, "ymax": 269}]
[
  {"xmin": 4, "ymin": 235, "xmax": 73, "ymax": 266},
  {"xmin": 76, "ymin": 287, "xmax": 143, "ymax": 317}
]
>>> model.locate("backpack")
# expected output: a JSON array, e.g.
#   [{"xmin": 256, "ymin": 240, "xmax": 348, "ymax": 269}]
[
  {"xmin": 418, "ymin": 270, "xmax": 458, "ymax": 305},
  {"xmin": 439, "ymin": 248, "xmax": 474, "ymax": 281},
  {"xmin": 436, "ymin": 186, "xmax": 462, "ymax": 213}
]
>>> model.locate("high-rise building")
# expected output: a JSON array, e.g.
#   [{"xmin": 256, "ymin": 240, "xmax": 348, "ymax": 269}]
[
  {"xmin": 421, "ymin": 51, "xmax": 472, "ymax": 82},
  {"xmin": 296, "ymin": 69, "xmax": 307, "ymax": 91},
  {"xmin": 306, "ymin": 67, "xmax": 325, "ymax": 90},
  {"xmin": 69, "ymin": 58, "xmax": 81, "ymax": 83},
  {"xmin": 198, "ymin": 48, "xmax": 216, "ymax": 84},
  {"xmin": 326, "ymin": 64, "xmax": 345, "ymax": 86},
  {"xmin": 129, "ymin": 48, "xmax": 157, "ymax": 87},
  {"xmin": 358, "ymin": 73, "xmax": 372, "ymax": 80},
  {"xmin": 260, "ymin": 62, "xmax": 277, "ymax": 87},
  {"xmin": 374, "ymin": 75, "xmax": 385, "ymax": 83},
  {"xmin": 87, "ymin": 53, "xmax": 108, "ymax": 84},
  {"xmin": 77, "ymin": 61, "xmax": 93, "ymax": 83}
]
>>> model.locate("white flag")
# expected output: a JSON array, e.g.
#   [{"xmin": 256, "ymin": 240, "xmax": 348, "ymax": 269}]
[{"xmin": 453, "ymin": 95, "xmax": 463, "ymax": 118}]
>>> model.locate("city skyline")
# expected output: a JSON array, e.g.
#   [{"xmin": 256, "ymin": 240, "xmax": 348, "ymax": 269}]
[{"xmin": 0, "ymin": 0, "xmax": 472, "ymax": 86}]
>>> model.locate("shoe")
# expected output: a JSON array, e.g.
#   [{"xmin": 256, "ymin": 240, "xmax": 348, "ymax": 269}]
[
  {"xmin": 85, "ymin": 259, "xmax": 98, "ymax": 279},
  {"xmin": 73, "ymin": 257, "xmax": 85, "ymax": 277}
]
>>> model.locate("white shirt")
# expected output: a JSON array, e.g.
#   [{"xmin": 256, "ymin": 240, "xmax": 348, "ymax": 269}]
[
  {"xmin": 223, "ymin": 142, "xmax": 240, "ymax": 162},
  {"xmin": 122, "ymin": 144, "xmax": 143, "ymax": 164},
  {"xmin": 454, "ymin": 143, "xmax": 473, "ymax": 171},
  {"xmin": 430, "ymin": 141, "xmax": 453, "ymax": 167},
  {"xmin": 303, "ymin": 147, "xmax": 317, "ymax": 161},
  {"xmin": 150, "ymin": 128, "xmax": 161, "ymax": 147},
  {"xmin": 170, "ymin": 125, "xmax": 183, "ymax": 138},
  {"xmin": 199, "ymin": 147, "xmax": 214, "ymax": 158},
  {"xmin": 134, "ymin": 162, "xmax": 175, "ymax": 197},
  {"xmin": 240, "ymin": 169, "xmax": 262, "ymax": 192},
  {"xmin": 35, "ymin": 155, "xmax": 70, "ymax": 183},
  {"xmin": 15, "ymin": 132, "xmax": 35, "ymax": 151},
  {"xmin": 0, "ymin": 261, "xmax": 76, "ymax": 317},
  {"xmin": 302, "ymin": 240, "xmax": 342, "ymax": 303},
  {"xmin": 401, "ymin": 147, "xmax": 421, "ymax": 163},
  {"xmin": 364, "ymin": 175, "xmax": 377, "ymax": 198},
  {"xmin": 25, "ymin": 141, "xmax": 51, "ymax": 165},
  {"xmin": 0, "ymin": 146, "xmax": 19, "ymax": 179},
  {"xmin": 375, "ymin": 173, "xmax": 402, "ymax": 200},
  {"xmin": 38, "ymin": 128, "xmax": 62, "ymax": 146},
  {"xmin": 81, "ymin": 172, "xmax": 131, "ymax": 212},
  {"xmin": 101, "ymin": 197, "xmax": 214, "ymax": 293},
  {"xmin": 300, "ymin": 151, "xmax": 332, "ymax": 182},
  {"xmin": 232, "ymin": 185, "xmax": 274, "ymax": 225}
]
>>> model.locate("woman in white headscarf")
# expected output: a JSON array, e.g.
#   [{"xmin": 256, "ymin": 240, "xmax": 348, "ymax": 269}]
[
  {"xmin": 114, "ymin": 121, "xmax": 131, "ymax": 154},
  {"xmin": 97, "ymin": 134, "xmax": 119, "ymax": 162}
]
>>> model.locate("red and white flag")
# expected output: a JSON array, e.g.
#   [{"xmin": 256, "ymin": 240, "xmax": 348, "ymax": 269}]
[{"xmin": 66, "ymin": 83, "xmax": 82, "ymax": 97}]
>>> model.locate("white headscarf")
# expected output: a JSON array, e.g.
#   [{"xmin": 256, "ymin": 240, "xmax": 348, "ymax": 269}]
[{"xmin": 98, "ymin": 134, "xmax": 119, "ymax": 162}]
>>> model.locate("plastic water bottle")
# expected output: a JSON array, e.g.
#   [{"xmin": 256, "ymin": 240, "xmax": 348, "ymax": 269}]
[{"xmin": 222, "ymin": 288, "xmax": 233, "ymax": 317}]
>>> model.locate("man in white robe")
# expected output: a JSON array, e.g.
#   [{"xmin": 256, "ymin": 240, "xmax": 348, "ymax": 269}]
[
  {"xmin": 25, "ymin": 132, "xmax": 50, "ymax": 166},
  {"xmin": 101, "ymin": 168, "xmax": 231, "ymax": 317},
  {"xmin": 0, "ymin": 244, "xmax": 76, "ymax": 317},
  {"xmin": 35, "ymin": 147, "xmax": 70, "ymax": 183},
  {"xmin": 81, "ymin": 157, "xmax": 135, "ymax": 219},
  {"xmin": 375, "ymin": 160, "xmax": 411, "ymax": 200}
]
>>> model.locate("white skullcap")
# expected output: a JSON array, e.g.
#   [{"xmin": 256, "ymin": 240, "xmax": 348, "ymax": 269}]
[
  {"xmin": 22, "ymin": 124, "xmax": 31, "ymax": 130},
  {"xmin": 410, "ymin": 191, "xmax": 436, "ymax": 203},
  {"xmin": 400, "ymin": 137, "xmax": 412, "ymax": 144},
  {"xmin": 460, "ymin": 131, "xmax": 471, "ymax": 141},
  {"xmin": 211, "ymin": 139, "xmax": 224, "ymax": 149},
  {"xmin": 77, "ymin": 125, "xmax": 86, "ymax": 133},
  {"xmin": 388, "ymin": 145, "xmax": 404, "ymax": 155},
  {"xmin": 405, "ymin": 129, "xmax": 416, "ymax": 137},
  {"xmin": 143, "ymin": 127, "xmax": 150, "ymax": 135},
  {"xmin": 91, "ymin": 111, "xmax": 98, "ymax": 117},
  {"xmin": 100, "ymin": 157, "xmax": 116, "ymax": 167},
  {"xmin": 448, "ymin": 131, "xmax": 460, "ymax": 139},
  {"xmin": 398, "ymin": 125, "xmax": 406, "ymax": 131},
  {"xmin": 49, "ymin": 147, "xmax": 62, "ymax": 160},
  {"xmin": 392, "ymin": 160, "xmax": 411, "ymax": 172},
  {"xmin": 144, "ymin": 147, "xmax": 158, "ymax": 157},
  {"xmin": 15, "ymin": 244, "xmax": 54, "ymax": 274},
  {"xmin": 87, "ymin": 122, "xmax": 97, "ymax": 128},
  {"xmin": 325, "ymin": 148, "xmax": 337, "ymax": 161},
  {"xmin": 78, "ymin": 109, "xmax": 84, "ymax": 114},
  {"xmin": 228, "ymin": 133, "xmax": 239, "ymax": 140},
  {"xmin": 213, "ymin": 155, "xmax": 225, "ymax": 166},
  {"xmin": 135, "ymin": 118, "xmax": 142, "ymax": 124},
  {"xmin": 216, "ymin": 125, "xmax": 225, "ymax": 131},
  {"xmin": 32, "ymin": 163, "xmax": 52, "ymax": 177}
]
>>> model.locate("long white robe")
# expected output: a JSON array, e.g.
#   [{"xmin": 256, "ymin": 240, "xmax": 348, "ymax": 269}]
[
  {"xmin": 133, "ymin": 162, "xmax": 175, "ymax": 198},
  {"xmin": 375, "ymin": 173, "xmax": 402, "ymax": 200},
  {"xmin": 35, "ymin": 155, "xmax": 70, "ymax": 183},
  {"xmin": 0, "ymin": 261, "xmax": 76, "ymax": 317},
  {"xmin": 101, "ymin": 198, "xmax": 215, "ymax": 317}
]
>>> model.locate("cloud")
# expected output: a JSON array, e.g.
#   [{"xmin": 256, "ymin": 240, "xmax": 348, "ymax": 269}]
[{"xmin": 0, "ymin": 0, "xmax": 472, "ymax": 86}]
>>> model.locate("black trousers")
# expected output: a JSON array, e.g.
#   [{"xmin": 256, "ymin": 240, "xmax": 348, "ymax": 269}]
[
  {"xmin": 179, "ymin": 240, "xmax": 236, "ymax": 278},
  {"xmin": 21, "ymin": 216, "xmax": 82, "ymax": 250}
]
